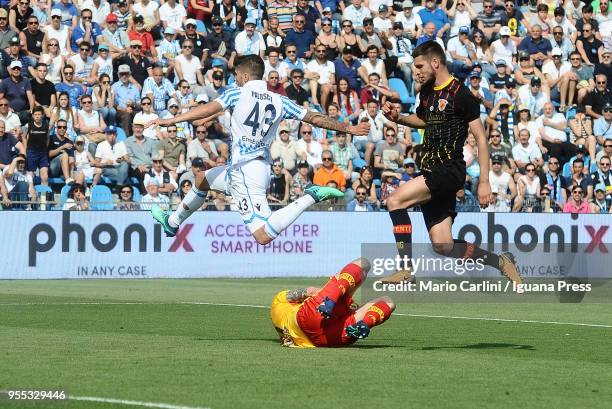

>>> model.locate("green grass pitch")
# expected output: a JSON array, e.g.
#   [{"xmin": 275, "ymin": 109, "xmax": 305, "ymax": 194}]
[{"xmin": 1, "ymin": 278, "xmax": 612, "ymax": 409}]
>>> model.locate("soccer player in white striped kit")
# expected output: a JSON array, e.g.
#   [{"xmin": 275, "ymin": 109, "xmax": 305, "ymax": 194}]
[{"xmin": 149, "ymin": 55, "xmax": 370, "ymax": 245}]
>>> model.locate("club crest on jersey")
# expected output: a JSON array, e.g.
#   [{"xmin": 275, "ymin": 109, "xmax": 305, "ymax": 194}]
[{"xmin": 438, "ymin": 99, "xmax": 448, "ymax": 111}]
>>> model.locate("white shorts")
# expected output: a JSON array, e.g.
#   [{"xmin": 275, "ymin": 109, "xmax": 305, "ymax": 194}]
[{"xmin": 205, "ymin": 159, "xmax": 273, "ymax": 234}]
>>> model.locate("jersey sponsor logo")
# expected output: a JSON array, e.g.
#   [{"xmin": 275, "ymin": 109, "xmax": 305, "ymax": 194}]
[
  {"xmin": 393, "ymin": 224, "xmax": 412, "ymax": 234},
  {"xmin": 438, "ymin": 98, "xmax": 448, "ymax": 111}
]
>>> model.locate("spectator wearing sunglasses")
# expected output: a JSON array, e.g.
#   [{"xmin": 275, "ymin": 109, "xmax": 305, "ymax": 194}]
[
  {"xmin": 9, "ymin": 0, "xmax": 33, "ymax": 33},
  {"xmin": 313, "ymin": 150, "xmax": 346, "ymax": 191},
  {"xmin": 563, "ymin": 185, "xmax": 592, "ymax": 213},
  {"xmin": 0, "ymin": 60, "xmax": 34, "ymax": 124},
  {"xmin": 70, "ymin": 8, "xmax": 102, "ymax": 53},
  {"xmin": 0, "ymin": 9, "xmax": 18, "ymax": 50},
  {"xmin": 346, "ymin": 184, "xmax": 374, "ymax": 211},
  {"xmin": 63, "ymin": 183, "xmax": 90, "ymax": 211},
  {"xmin": 115, "ymin": 184, "xmax": 141, "ymax": 210}
]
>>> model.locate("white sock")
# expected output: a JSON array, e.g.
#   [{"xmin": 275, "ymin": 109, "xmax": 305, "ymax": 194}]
[
  {"xmin": 168, "ymin": 187, "xmax": 206, "ymax": 228},
  {"xmin": 265, "ymin": 194, "xmax": 316, "ymax": 238}
]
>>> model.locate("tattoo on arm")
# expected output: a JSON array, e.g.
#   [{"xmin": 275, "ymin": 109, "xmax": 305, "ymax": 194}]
[
  {"xmin": 286, "ymin": 288, "xmax": 308, "ymax": 302},
  {"xmin": 303, "ymin": 111, "xmax": 350, "ymax": 133}
]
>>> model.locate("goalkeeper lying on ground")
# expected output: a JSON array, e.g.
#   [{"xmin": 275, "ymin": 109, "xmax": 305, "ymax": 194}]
[{"xmin": 270, "ymin": 258, "xmax": 394, "ymax": 347}]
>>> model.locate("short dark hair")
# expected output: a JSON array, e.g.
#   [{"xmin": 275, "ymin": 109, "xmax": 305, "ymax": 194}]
[
  {"xmin": 536, "ymin": 3, "xmax": 548, "ymax": 12},
  {"xmin": 366, "ymin": 44, "xmax": 378, "ymax": 54},
  {"xmin": 34, "ymin": 62, "xmax": 47, "ymax": 69},
  {"xmin": 554, "ymin": 6, "xmax": 564, "ymax": 17},
  {"xmin": 412, "ymin": 41, "xmax": 447, "ymax": 65},
  {"xmin": 573, "ymin": 158, "xmax": 584, "ymax": 166},
  {"xmin": 583, "ymin": 4, "xmax": 593, "ymax": 13},
  {"xmin": 234, "ymin": 54, "xmax": 265, "ymax": 80},
  {"xmin": 290, "ymin": 68, "xmax": 304, "ymax": 77},
  {"xmin": 32, "ymin": 106, "xmax": 45, "ymax": 115}
]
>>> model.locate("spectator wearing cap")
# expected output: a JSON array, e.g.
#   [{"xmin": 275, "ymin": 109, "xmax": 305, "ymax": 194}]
[
  {"xmin": 343, "ymin": 0, "xmax": 371, "ymax": 32},
  {"xmin": 53, "ymin": 0, "xmax": 79, "ymax": 29},
  {"xmin": 70, "ymin": 8, "xmax": 102, "ymax": 53},
  {"xmin": 517, "ymin": 76, "xmax": 549, "ymax": 117},
  {"xmin": 91, "ymin": 44, "xmax": 113, "ymax": 83},
  {"xmin": 95, "ymin": 125, "xmax": 130, "ymax": 186},
  {"xmin": 542, "ymin": 47, "xmax": 571, "ymax": 103},
  {"xmin": 179, "ymin": 18, "xmax": 208, "ymax": 62},
  {"xmin": 157, "ymin": 27, "xmax": 181, "ymax": 72},
  {"xmin": 285, "ymin": 15, "xmax": 315, "ymax": 59},
  {"xmin": 559, "ymin": 50, "xmax": 594, "ymax": 110},
  {"xmin": 113, "ymin": 1, "xmax": 131, "ymax": 32},
  {"xmin": 289, "ymin": 159, "xmax": 311, "ymax": 202},
  {"xmin": 212, "ymin": 0, "xmax": 241, "ymax": 36},
  {"xmin": 400, "ymin": 157, "xmax": 420, "ymax": 184},
  {"xmin": 596, "ymin": 48, "xmax": 612, "ymax": 85},
  {"xmin": 30, "ymin": 62, "xmax": 56, "ymax": 118},
  {"xmin": 179, "ymin": 156, "xmax": 205, "ymax": 186},
  {"xmin": 419, "ymin": 0, "xmax": 450, "ymax": 39},
  {"xmin": 69, "ymin": 42, "xmax": 95, "ymax": 85},
  {"xmin": 19, "ymin": 15, "xmax": 43, "ymax": 67},
  {"xmin": 446, "ymin": 26, "xmax": 476, "ymax": 80},
  {"xmin": 0, "ymin": 60, "xmax": 34, "ymax": 124},
  {"xmin": 576, "ymin": 22, "xmax": 603, "ymax": 66},
  {"xmin": 162, "ymin": 98, "xmax": 192, "ymax": 141},
  {"xmin": 467, "ymin": 70, "xmax": 493, "ymax": 121},
  {"xmin": 112, "ymin": 64, "xmax": 141, "ymax": 135},
  {"xmin": 267, "ymin": 70, "xmax": 288, "ymax": 97},
  {"xmin": 538, "ymin": 102, "xmax": 576, "ymax": 165},
  {"xmin": 488, "ymin": 60, "xmax": 512, "ymax": 93},
  {"xmin": 447, "ymin": 0, "xmax": 476, "ymax": 38},
  {"xmin": 117, "ymin": 38, "xmax": 153, "ymax": 88},
  {"xmin": 394, "ymin": 1, "xmax": 422, "ymax": 40},
  {"xmin": 296, "ymin": 0, "xmax": 320, "ymax": 34},
  {"xmin": 127, "ymin": 15, "xmax": 157, "ymax": 61},
  {"xmin": 3, "ymin": 153, "xmax": 35, "ymax": 208},
  {"xmin": 585, "ymin": 74, "xmax": 612, "ymax": 119},
  {"xmin": 489, "ymin": 27, "xmax": 516, "ymax": 73},
  {"xmin": 132, "ymin": 0, "xmax": 161, "ymax": 34},
  {"xmin": 235, "ymin": 17, "xmax": 267, "ymax": 58},
  {"xmin": 373, "ymin": 5, "xmax": 393, "ymax": 35},
  {"xmin": 268, "ymin": 158, "xmax": 291, "ymax": 205},
  {"xmin": 594, "ymin": 102, "xmax": 612, "ymax": 146},
  {"xmin": 80, "ymin": 0, "xmax": 111, "ymax": 27},
  {"xmin": 203, "ymin": 68, "xmax": 228, "ymax": 101},
  {"xmin": 42, "ymin": 9, "xmax": 70, "ymax": 56},
  {"xmin": 271, "ymin": 124, "xmax": 299, "ymax": 173},
  {"xmin": 175, "ymin": 39, "xmax": 204, "ymax": 94},
  {"xmin": 0, "ymin": 9, "xmax": 18, "ymax": 50},
  {"xmin": 141, "ymin": 177, "xmax": 170, "ymax": 211},
  {"xmin": 142, "ymin": 64, "xmax": 177, "ymax": 115},
  {"xmin": 100, "ymin": 13, "xmax": 130, "ymax": 59},
  {"xmin": 267, "ymin": 0, "xmax": 298, "ymax": 33},
  {"xmin": 157, "ymin": 122, "xmax": 186, "ymax": 181},
  {"xmin": 518, "ymin": 24, "xmax": 552, "ymax": 69},
  {"xmin": 5, "ymin": 35, "xmax": 31, "ymax": 79},
  {"xmin": 187, "ymin": 124, "xmax": 218, "ymax": 169},
  {"xmin": 125, "ymin": 117, "xmax": 157, "ymax": 190},
  {"xmin": 8, "ymin": 0, "xmax": 33, "ymax": 33},
  {"xmin": 159, "ymin": 0, "xmax": 187, "ymax": 35},
  {"xmin": 313, "ymin": 150, "xmax": 346, "ymax": 191},
  {"xmin": 334, "ymin": 45, "xmax": 368, "ymax": 93},
  {"xmin": 590, "ymin": 182, "xmax": 610, "ymax": 213}
]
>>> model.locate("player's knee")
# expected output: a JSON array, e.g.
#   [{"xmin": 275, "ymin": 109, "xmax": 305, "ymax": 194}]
[
  {"xmin": 379, "ymin": 296, "xmax": 395, "ymax": 311},
  {"xmin": 351, "ymin": 258, "xmax": 371, "ymax": 275},
  {"xmin": 431, "ymin": 242, "xmax": 453, "ymax": 256},
  {"xmin": 386, "ymin": 194, "xmax": 402, "ymax": 211}
]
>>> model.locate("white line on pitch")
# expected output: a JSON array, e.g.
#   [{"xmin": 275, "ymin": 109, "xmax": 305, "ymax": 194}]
[
  {"xmin": 70, "ymin": 395, "xmax": 210, "ymax": 409},
  {"xmin": 0, "ymin": 301, "xmax": 611, "ymax": 329}
]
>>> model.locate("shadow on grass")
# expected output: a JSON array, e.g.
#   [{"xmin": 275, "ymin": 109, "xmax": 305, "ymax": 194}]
[
  {"xmin": 422, "ymin": 343, "xmax": 535, "ymax": 351},
  {"xmin": 195, "ymin": 337, "xmax": 280, "ymax": 343}
]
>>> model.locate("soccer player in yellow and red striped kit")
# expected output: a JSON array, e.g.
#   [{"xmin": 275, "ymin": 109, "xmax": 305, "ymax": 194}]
[{"xmin": 270, "ymin": 258, "xmax": 395, "ymax": 347}]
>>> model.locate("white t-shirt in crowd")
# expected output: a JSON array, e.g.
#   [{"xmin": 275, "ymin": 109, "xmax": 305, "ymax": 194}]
[
  {"xmin": 95, "ymin": 140, "xmax": 128, "ymax": 164},
  {"xmin": 535, "ymin": 112, "xmax": 567, "ymax": 142},
  {"xmin": 490, "ymin": 38, "xmax": 517, "ymax": 69},
  {"xmin": 305, "ymin": 59, "xmax": 335, "ymax": 85},
  {"xmin": 541, "ymin": 60, "xmax": 571, "ymax": 82},
  {"xmin": 158, "ymin": 3, "xmax": 187, "ymax": 32},
  {"xmin": 175, "ymin": 54, "xmax": 202, "ymax": 85}
]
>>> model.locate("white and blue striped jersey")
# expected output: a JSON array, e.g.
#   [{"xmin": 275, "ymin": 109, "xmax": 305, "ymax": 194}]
[{"xmin": 215, "ymin": 80, "xmax": 307, "ymax": 166}]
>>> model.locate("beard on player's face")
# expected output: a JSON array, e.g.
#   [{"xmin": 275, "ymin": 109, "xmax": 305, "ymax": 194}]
[{"xmin": 412, "ymin": 56, "xmax": 436, "ymax": 84}]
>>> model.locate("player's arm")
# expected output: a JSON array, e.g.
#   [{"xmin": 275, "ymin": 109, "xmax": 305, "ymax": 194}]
[
  {"xmin": 151, "ymin": 101, "xmax": 224, "ymax": 128},
  {"xmin": 381, "ymin": 101, "xmax": 426, "ymax": 129},
  {"xmin": 302, "ymin": 111, "xmax": 370, "ymax": 135},
  {"xmin": 285, "ymin": 287, "xmax": 320, "ymax": 302},
  {"xmin": 469, "ymin": 117, "xmax": 494, "ymax": 207}
]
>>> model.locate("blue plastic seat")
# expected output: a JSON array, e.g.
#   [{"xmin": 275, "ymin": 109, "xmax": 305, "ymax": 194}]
[
  {"xmin": 60, "ymin": 184, "xmax": 72, "ymax": 208},
  {"xmin": 116, "ymin": 127, "xmax": 127, "ymax": 142},
  {"xmin": 90, "ymin": 185, "xmax": 114, "ymax": 210},
  {"xmin": 196, "ymin": 20, "xmax": 207, "ymax": 35},
  {"xmin": 389, "ymin": 78, "xmax": 413, "ymax": 105},
  {"xmin": 352, "ymin": 157, "xmax": 367, "ymax": 170}
]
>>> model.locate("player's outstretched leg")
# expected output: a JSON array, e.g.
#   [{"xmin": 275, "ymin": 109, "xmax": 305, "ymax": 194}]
[
  {"xmin": 345, "ymin": 296, "xmax": 395, "ymax": 339},
  {"xmin": 316, "ymin": 258, "xmax": 369, "ymax": 319},
  {"xmin": 151, "ymin": 166, "xmax": 225, "ymax": 237},
  {"xmin": 259, "ymin": 185, "xmax": 343, "ymax": 243},
  {"xmin": 429, "ymin": 219, "xmax": 522, "ymax": 285}
]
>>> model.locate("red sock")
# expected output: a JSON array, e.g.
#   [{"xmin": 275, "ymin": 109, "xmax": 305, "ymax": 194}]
[
  {"xmin": 321, "ymin": 263, "xmax": 364, "ymax": 303},
  {"xmin": 362, "ymin": 301, "xmax": 393, "ymax": 327}
]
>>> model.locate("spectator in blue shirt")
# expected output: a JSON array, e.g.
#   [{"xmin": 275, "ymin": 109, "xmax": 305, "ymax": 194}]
[
  {"xmin": 112, "ymin": 64, "xmax": 141, "ymax": 136},
  {"xmin": 70, "ymin": 8, "xmax": 102, "ymax": 52},
  {"xmin": 55, "ymin": 65, "xmax": 87, "ymax": 109},
  {"xmin": 418, "ymin": 0, "xmax": 450, "ymax": 39},
  {"xmin": 333, "ymin": 45, "xmax": 368, "ymax": 92},
  {"xmin": 0, "ymin": 60, "xmax": 34, "ymax": 124},
  {"xmin": 518, "ymin": 24, "xmax": 552, "ymax": 69},
  {"xmin": 285, "ymin": 15, "xmax": 316, "ymax": 58},
  {"xmin": 53, "ymin": 0, "xmax": 78, "ymax": 29}
]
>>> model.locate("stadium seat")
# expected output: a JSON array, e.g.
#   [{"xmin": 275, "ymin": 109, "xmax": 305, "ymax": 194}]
[
  {"xmin": 196, "ymin": 20, "xmax": 207, "ymax": 35},
  {"xmin": 90, "ymin": 185, "xmax": 114, "ymax": 210},
  {"xmin": 411, "ymin": 130, "xmax": 422, "ymax": 144},
  {"xmin": 59, "ymin": 184, "xmax": 71, "ymax": 208},
  {"xmin": 132, "ymin": 188, "xmax": 141, "ymax": 202},
  {"xmin": 116, "ymin": 127, "xmax": 127, "ymax": 142},
  {"xmin": 389, "ymin": 78, "xmax": 413, "ymax": 105},
  {"xmin": 561, "ymin": 162, "xmax": 572, "ymax": 178}
]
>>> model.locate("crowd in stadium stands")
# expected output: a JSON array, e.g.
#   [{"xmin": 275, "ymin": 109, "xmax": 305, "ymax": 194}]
[{"xmin": 0, "ymin": 0, "xmax": 611, "ymax": 214}]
